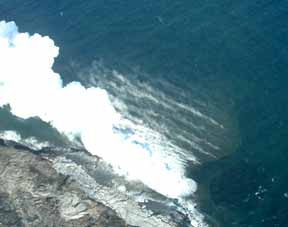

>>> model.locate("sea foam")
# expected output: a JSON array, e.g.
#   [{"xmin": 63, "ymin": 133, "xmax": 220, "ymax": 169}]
[{"xmin": 0, "ymin": 21, "xmax": 196, "ymax": 199}]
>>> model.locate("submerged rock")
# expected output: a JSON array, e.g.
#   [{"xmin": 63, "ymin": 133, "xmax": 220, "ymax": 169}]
[{"xmin": 0, "ymin": 146, "xmax": 126, "ymax": 227}]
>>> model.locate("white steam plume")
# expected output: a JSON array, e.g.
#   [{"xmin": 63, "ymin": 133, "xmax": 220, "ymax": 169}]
[{"xmin": 0, "ymin": 21, "xmax": 196, "ymax": 198}]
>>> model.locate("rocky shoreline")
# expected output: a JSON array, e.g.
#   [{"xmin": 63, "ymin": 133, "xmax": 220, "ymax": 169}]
[
  {"xmin": 0, "ymin": 143, "xmax": 127, "ymax": 227},
  {"xmin": 0, "ymin": 139, "xmax": 197, "ymax": 227}
]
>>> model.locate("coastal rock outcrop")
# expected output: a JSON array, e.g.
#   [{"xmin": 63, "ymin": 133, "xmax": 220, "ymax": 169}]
[{"xmin": 0, "ymin": 146, "xmax": 126, "ymax": 227}]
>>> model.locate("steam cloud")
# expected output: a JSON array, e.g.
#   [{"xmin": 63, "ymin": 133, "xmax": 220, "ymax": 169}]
[{"xmin": 0, "ymin": 21, "xmax": 196, "ymax": 198}]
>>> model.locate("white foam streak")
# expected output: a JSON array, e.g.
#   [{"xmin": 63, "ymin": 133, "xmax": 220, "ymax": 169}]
[
  {"xmin": 0, "ymin": 21, "xmax": 196, "ymax": 199},
  {"xmin": 0, "ymin": 130, "xmax": 50, "ymax": 149}
]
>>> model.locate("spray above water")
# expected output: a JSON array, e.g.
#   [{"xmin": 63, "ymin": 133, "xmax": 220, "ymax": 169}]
[{"xmin": 0, "ymin": 21, "xmax": 196, "ymax": 199}]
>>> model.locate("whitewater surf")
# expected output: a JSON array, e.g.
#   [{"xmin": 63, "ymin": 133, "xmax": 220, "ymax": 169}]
[{"xmin": 0, "ymin": 20, "xmax": 210, "ymax": 226}]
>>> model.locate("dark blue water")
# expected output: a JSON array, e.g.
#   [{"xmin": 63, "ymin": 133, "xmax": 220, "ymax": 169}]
[{"xmin": 1, "ymin": 1, "xmax": 288, "ymax": 226}]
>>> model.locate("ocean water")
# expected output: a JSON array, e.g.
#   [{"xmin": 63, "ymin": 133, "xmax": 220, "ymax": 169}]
[{"xmin": 0, "ymin": 1, "xmax": 288, "ymax": 226}]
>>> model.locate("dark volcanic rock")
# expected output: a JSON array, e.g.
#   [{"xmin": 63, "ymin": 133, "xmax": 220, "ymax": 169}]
[{"xmin": 0, "ymin": 146, "xmax": 126, "ymax": 227}]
